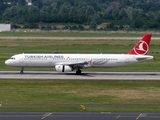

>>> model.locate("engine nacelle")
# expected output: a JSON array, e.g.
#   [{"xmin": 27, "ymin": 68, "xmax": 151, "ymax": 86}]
[{"xmin": 55, "ymin": 65, "xmax": 73, "ymax": 72}]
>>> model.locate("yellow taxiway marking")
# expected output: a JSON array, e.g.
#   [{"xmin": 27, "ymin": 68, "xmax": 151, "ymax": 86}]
[
  {"xmin": 136, "ymin": 113, "xmax": 142, "ymax": 120},
  {"xmin": 116, "ymin": 115, "xmax": 121, "ymax": 119},
  {"xmin": 41, "ymin": 113, "xmax": 52, "ymax": 119}
]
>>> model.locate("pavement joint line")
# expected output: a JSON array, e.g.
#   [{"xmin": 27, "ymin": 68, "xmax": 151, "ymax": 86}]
[{"xmin": 141, "ymin": 113, "xmax": 147, "ymax": 117}]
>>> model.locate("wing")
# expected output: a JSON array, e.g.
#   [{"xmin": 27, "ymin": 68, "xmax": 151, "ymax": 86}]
[{"xmin": 55, "ymin": 61, "xmax": 90, "ymax": 69}]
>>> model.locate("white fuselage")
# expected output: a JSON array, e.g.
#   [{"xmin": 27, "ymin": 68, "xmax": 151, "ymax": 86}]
[
  {"xmin": 5, "ymin": 53, "xmax": 153, "ymax": 68},
  {"xmin": 4, "ymin": 34, "xmax": 153, "ymax": 74}
]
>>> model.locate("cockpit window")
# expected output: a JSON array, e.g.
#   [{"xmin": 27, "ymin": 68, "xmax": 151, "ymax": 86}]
[{"xmin": 10, "ymin": 57, "xmax": 15, "ymax": 60}]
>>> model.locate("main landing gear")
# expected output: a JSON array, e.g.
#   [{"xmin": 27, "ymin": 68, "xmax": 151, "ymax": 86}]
[
  {"xmin": 20, "ymin": 67, "xmax": 24, "ymax": 74},
  {"xmin": 76, "ymin": 69, "xmax": 81, "ymax": 75}
]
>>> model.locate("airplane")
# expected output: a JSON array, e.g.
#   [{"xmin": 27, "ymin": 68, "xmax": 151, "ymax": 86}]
[{"xmin": 5, "ymin": 34, "xmax": 153, "ymax": 75}]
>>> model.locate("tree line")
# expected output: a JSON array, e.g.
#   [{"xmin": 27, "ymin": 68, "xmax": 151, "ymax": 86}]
[{"xmin": 1, "ymin": 0, "xmax": 160, "ymax": 30}]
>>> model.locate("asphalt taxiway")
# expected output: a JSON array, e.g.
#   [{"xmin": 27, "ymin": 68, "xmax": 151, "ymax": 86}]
[
  {"xmin": 1, "ymin": 111, "xmax": 160, "ymax": 120},
  {"xmin": 0, "ymin": 71, "xmax": 160, "ymax": 80}
]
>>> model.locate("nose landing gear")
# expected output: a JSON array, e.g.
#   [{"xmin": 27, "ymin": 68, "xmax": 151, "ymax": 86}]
[{"xmin": 20, "ymin": 67, "xmax": 24, "ymax": 74}]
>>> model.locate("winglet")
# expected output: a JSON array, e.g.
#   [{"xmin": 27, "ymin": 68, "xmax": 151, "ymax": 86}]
[{"xmin": 127, "ymin": 34, "xmax": 152, "ymax": 55}]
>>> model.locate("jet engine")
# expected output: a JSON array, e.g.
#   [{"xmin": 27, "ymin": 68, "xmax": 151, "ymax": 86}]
[{"xmin": 55, "ymin": 65, "xmax": 73, "ymax": 72}]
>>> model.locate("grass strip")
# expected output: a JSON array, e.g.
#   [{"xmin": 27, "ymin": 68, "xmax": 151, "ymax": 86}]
[
  {"xmin": 0, "ymin": 79, "xmax": 160, "ymax": 105},
  {"xmin": 0, "ymin": 106, "xmax": 160, "ymax": 112},
  {"xmin": 0, "ymin": 32, "xmax": 157, "ymax": 37},
  {"xmin": 0, "ymin": 79, "xmax": 160, "ymax": 112}
]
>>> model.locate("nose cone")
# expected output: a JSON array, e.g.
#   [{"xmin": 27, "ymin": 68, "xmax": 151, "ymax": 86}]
[{"xmin": 5, "ymin": 60, "xmax": 10, "ymax": 66}]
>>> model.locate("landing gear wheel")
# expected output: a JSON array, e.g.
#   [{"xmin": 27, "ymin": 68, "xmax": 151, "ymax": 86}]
[
  {"xmin": 76, "ymin": 70, "xmax": 81, "ymax": 75},
  {"xmin": 20, "ymin": 68, "xmax": 24, "ymax": 74}
]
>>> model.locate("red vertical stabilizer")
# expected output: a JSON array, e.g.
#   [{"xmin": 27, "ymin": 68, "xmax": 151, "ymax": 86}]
[{"xmin": 127, "ymin": 34, "xmax": 152, "ymax": 55}]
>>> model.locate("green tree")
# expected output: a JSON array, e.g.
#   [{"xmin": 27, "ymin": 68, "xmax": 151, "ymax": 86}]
[
  {"xmin": 78, "ymin": 25, "xmax": 84, "ymax": 30},
  {"xmin": 50, "ymin": 2, "xmax": 58, "ymax": 14},
  {"xmin": 125, "ymin": 7, "xmax": 144, "ymax": 21},
  {"xmin": 0, "ymin": 2, "xmax": 8, "ymax": 16},
  {"xmin": 156, "ymin": 11, "xmax": 160, "ymax": 23},
  {"xmin": 120, "ymin": 0, "xmax": 132, "ymax": 6},
  {"xmin": 75, "ymin": 14, "xmax": 87, "ymax": 24},
  {"xmin": 3, "ymin": 6, "xmax": 26, "ymax": 19},
  {"xmin": 85, "ymin": 6, "xmax": 95, "ymax": 15},
  {"xmin": 58, "ymin": 2, "xmax": 71, "ymax": 14},
  {"xmin": 25, "ymin": 6, "xmax": 39, "ymax": 15},
  {"xmin": 77, "ymin": 2, "xmax": 88, "ymax": 14},
  {"xmin": 105, "ymin": 23, "xmax": 118, "ymax": 30},
  {"xmin": 24, "ymin": 23, "xmax": 39, "ymax": 29},
  {"xmin": 118, "ymin": 8, "xmax": 127, "ymax": 20},
  {"xmin": 17, "ymin": 0, "xmax": 26, "ymax": 6},
  {"xmin": 90, "ymin": 21, "xmax": 97, "ymax": 30},
  {"xmin": 147, "ymin": 21, "xmax": 160, "ymax": 29},
  {"xmin": 112, "ymin": 8, "xmax": 119, "ymax": 20},
  {"xmin": 119, "ymin": 24, "xmax": 124, "ymax": 29},
  {"xmin": 131, "ymin": 17, "xmax": 144, "ymax": 28},
  {"xmin": 71, "ymin": 25, "xmax": 78, "ymax": 30},
  {"xmin": 40, "ymin": 6, "xmax": 51, "ymax": 14},
  {"xmin": 146, "ymin": 11, "xmax": 155, "ymax": 20},
  {"xmin": 69, "ymin": 7, "xmax": 77, "ymax": 14}
]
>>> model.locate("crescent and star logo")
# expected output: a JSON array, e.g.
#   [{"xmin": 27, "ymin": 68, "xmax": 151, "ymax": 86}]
[{"xmin": 134, "ymin": 40, "xmax": 149, "ymax": 55}]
